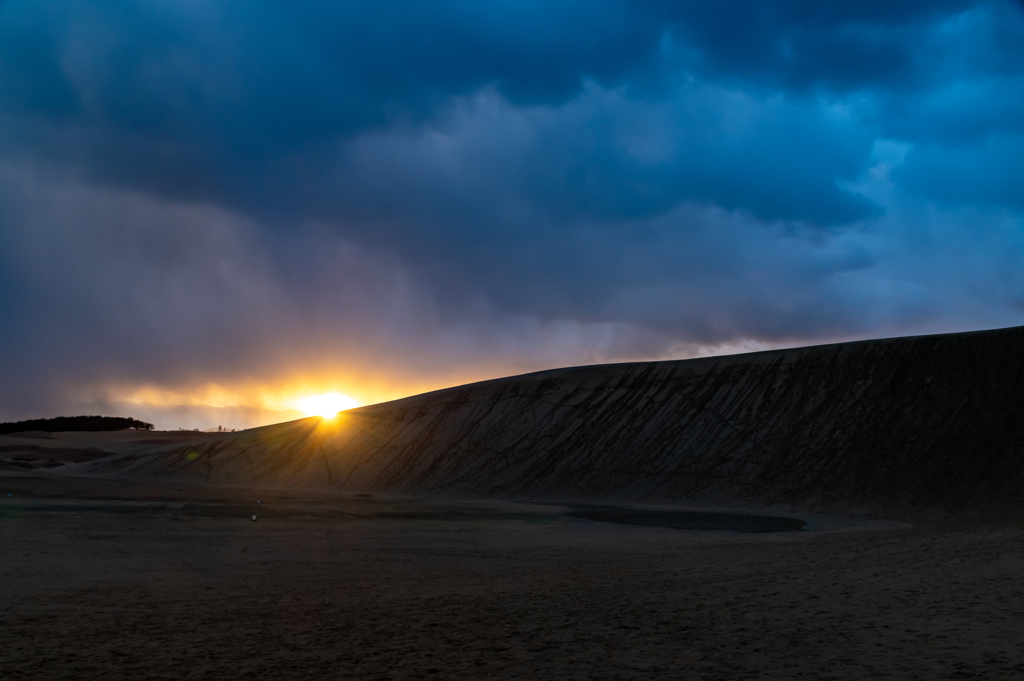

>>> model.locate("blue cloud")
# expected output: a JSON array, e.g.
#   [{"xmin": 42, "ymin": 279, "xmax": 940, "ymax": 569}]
[{"xmin": 6, "ymin": 0, "xmax": 1014, "ymax": 224}]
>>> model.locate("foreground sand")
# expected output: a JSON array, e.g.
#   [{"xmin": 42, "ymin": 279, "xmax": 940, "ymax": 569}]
[{"xmin": 2, "ymin": 475, "xmax": 1023, "ymax": 680}]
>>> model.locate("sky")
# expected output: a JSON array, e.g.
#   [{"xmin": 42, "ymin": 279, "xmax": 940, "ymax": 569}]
[{"xmin": 1, "ymin": 0, "xmax": 1023, "ymax": 430}]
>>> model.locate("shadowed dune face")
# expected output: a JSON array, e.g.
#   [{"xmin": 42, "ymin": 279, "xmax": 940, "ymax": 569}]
[{"xmin": 77, "ymin": 326, "xmax": 1024, "ymax": 513}]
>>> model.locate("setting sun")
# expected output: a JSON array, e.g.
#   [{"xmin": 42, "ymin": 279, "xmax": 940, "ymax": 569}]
[{"xmin": 297, "ymin": 393, "xmax": 359, "ymax": 419}]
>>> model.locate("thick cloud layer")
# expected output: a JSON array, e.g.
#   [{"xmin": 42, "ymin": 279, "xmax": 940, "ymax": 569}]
[{"xmin": 0, "ymin": 0, "xmax": 1022, "ymax": 427}]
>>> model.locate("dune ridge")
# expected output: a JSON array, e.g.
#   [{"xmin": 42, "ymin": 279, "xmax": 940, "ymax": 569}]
[{"xmin": 77, "ymin": 326, "xmax": 1024, "ymax": 513}]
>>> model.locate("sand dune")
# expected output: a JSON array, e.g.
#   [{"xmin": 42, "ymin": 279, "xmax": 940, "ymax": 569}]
[{"xmin": 70, "ymin": 325, "xmax": 1024, "ymax": 514}]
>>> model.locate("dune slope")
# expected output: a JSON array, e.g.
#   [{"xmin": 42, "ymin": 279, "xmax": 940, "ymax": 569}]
[{"xmin": 79, "ymin": 326, "xmax": 1024, "ymax": 511}]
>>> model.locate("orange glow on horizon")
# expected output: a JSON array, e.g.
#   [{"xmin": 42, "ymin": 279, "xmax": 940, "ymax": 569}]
[{"xmin": 87, "ymin": 361, "xmax": 580, "ymax": 430}]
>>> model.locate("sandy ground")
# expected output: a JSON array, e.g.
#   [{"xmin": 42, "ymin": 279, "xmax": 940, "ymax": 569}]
[
  {"xmin": 0, "ymin": 430, "xmax": 229, "ymax": 471},
  {"xmin": 2, "ymin": 473, "xmax": 1023, "ymax": 680}
]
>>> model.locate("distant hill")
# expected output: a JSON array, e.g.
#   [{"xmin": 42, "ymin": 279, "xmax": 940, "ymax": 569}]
[
  {"xmin": 0, "ymin": 416, "xmax": 154, "ymax": 435},
  {"xmin": 79, "ymin": 326, "xmax": 1024, "ymax": 514}
]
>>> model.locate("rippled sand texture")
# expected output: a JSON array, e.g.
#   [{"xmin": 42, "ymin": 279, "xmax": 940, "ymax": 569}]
[{"xmin": 2, "ymin": 489, "xmax": 1022, "ymax": 681}]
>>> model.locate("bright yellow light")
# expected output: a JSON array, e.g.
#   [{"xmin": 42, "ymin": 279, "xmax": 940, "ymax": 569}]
[{"xmin": 296, "ymin": 393, "xmax": 359, "ymax": 419}]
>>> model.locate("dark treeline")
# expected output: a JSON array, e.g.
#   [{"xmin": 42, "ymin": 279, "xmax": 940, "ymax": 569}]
[{"xmin": 0, "ymin": 416, "xmax": 155, "ymax": 435}]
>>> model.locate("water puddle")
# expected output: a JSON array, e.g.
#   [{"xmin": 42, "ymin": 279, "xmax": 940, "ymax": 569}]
[{"xmin": 565, "ymin": 507, "xmax": 807, "ymax": 532}]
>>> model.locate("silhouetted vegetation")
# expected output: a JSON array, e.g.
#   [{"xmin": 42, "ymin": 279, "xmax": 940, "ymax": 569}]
[{"xmin": 0, "ymin": 416, "xmax": 154, "ymax": 435}]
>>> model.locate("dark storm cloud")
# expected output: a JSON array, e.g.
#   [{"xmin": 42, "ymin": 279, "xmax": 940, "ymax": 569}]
[
  {"xmin": 3, "ymin": 0, "xmax": 1021, "ymax": 222},
  {"xmin": 315, "ymin": 86, "xmax": 880, "ymax": 322},
  {"xmin": 1, "ymin": 0, "xmax": 1023, "ymax": 425},
  {"xmin": 4, "ymin": 0, "xmax": 1004, "ymax": 221},
  {"xmin": 661, "ymin": 1, "xmax": 980, "ymax": 90}
]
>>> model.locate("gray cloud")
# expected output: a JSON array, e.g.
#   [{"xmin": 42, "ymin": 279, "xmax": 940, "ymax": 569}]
[{"xmin": 1, "ymin": 0, "xmax": 1023, "ymax": 426}]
